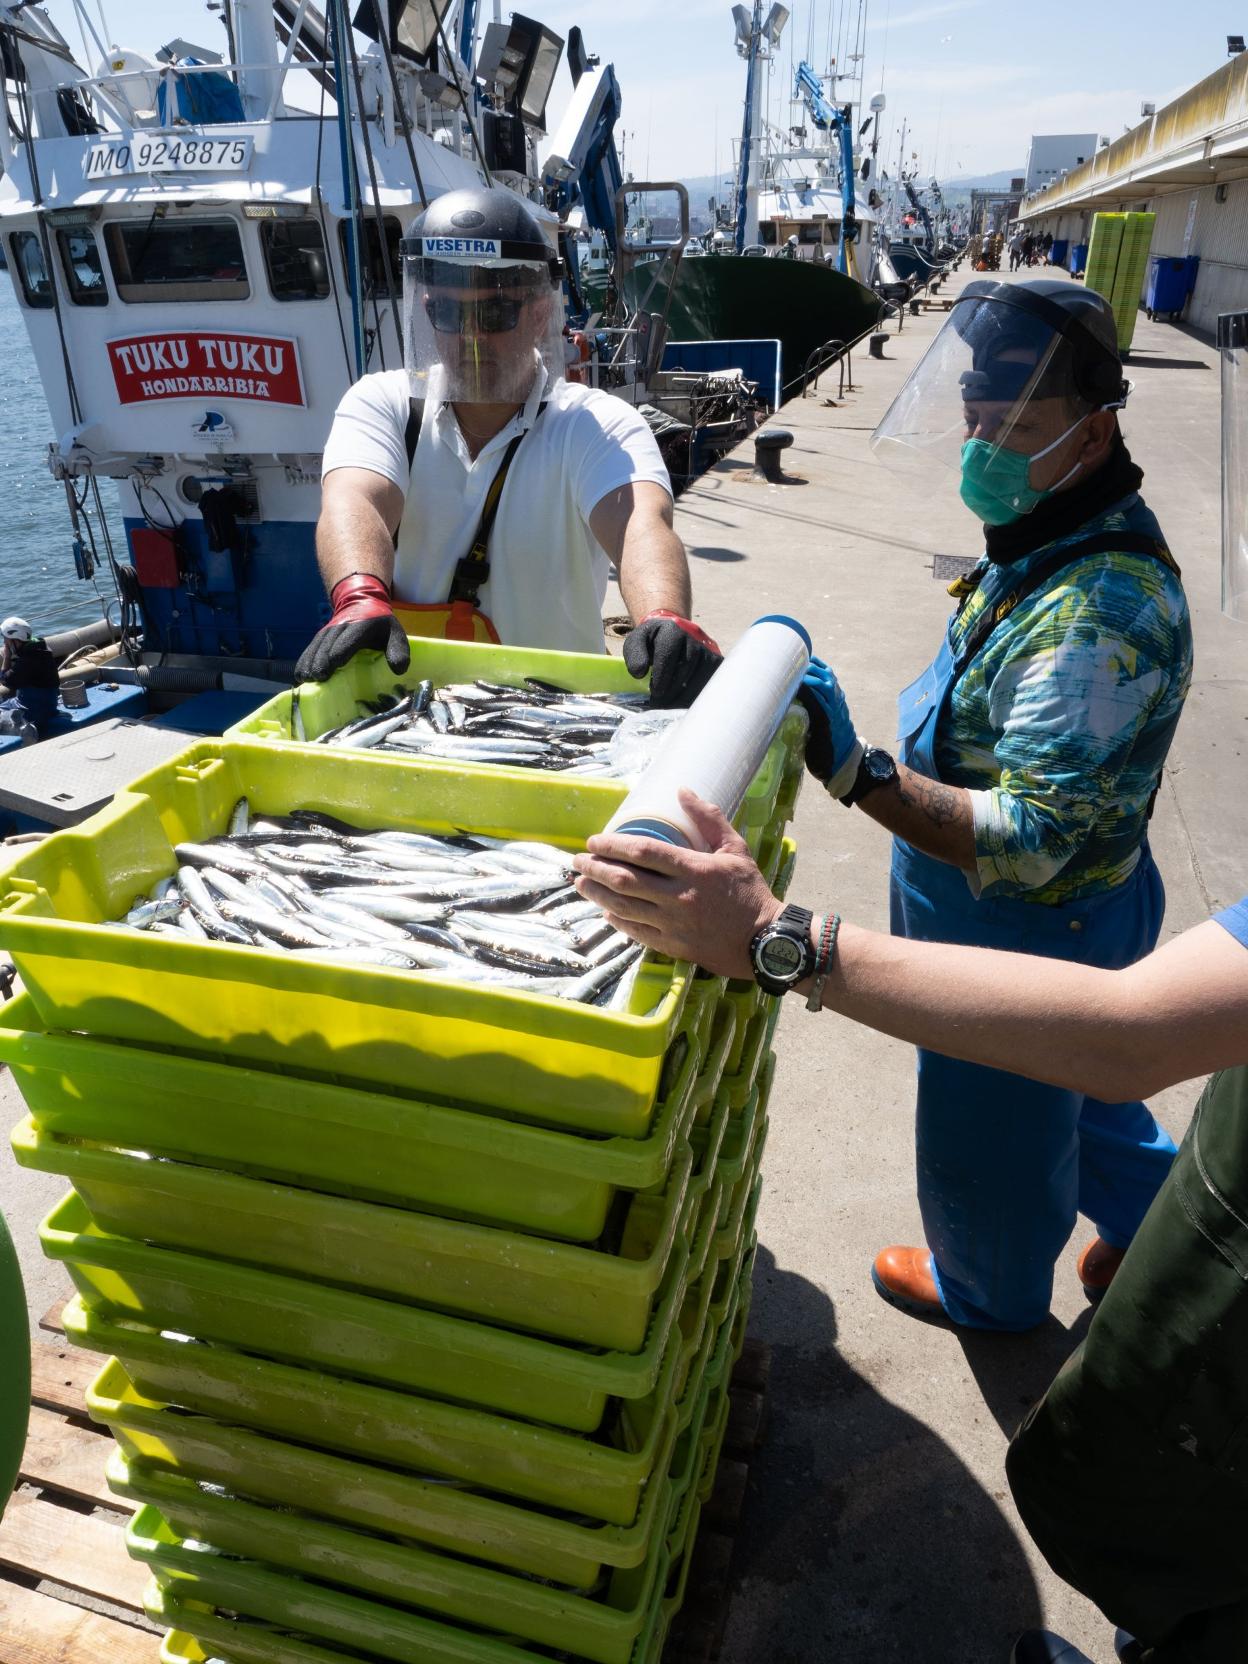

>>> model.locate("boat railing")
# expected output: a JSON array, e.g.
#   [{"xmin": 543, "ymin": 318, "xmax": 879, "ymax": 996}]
[{"xmin": 67, "ymin": 58, "xmax": 341, "ymax": 128}]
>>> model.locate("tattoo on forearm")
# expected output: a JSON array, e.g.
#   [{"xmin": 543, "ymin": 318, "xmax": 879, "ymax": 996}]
[{"xmin": 896, "ymin": 771, "xmax": 964, "ymax": 829}]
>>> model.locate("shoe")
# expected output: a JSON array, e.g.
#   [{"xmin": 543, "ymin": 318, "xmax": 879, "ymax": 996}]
[
  {"xmin": 1114, "ymin": 1631, "xmax": 1144, "ymax": 1662},
  {"xmin": 1010, "ymin": 1631, "xmax": 1095, "ymax": 1664},
  {"xmin": 870, "ymin": 1245, "xmax": 944, "ymax": 1318},
  {"xmin": 1077, "ymin": 1237, "xmax": 1127, "ymax": 1301}
]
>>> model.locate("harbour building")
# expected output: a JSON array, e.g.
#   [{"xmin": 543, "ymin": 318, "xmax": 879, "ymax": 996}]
[{"xmin": 1019, "ymin": 49, "xmax": 1248, "ymax": 336}]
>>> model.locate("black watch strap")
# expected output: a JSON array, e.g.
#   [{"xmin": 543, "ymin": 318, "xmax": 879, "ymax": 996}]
[
  {"xmin": 842, "ymin": 745, "xmax": 897, "ymax": 809},
  {"xmin": 750, "ymin": 904, "xmax": 816, "ymax": 996}
]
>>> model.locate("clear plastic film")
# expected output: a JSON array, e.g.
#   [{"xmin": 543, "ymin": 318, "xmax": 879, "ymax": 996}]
[
  {"xmin": 1220, "ymin": 311, "xmax": 1248, "ymax": 623},
  {"xmin": 402, "ymin": 247, "xmax": 566, "ymax": 407},
  {"xmin": 871, "ymin": 286, "xmax": 1077, "ymax": 479},
  {"xmin": 605, "ymin": 617, "xmax": 812, "ymax": 851}
]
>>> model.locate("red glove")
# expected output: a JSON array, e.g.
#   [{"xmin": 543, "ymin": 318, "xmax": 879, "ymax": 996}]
[
  {"xmin": 295, "ymin": 573, "xmax": 410, "ymax": 683},
  {"xmin": 623, "ymin": 610, "xmax": 723, "ymax": 708}
]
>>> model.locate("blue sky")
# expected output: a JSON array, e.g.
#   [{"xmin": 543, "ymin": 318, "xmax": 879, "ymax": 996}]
[{"xmin": 49, "ymin": 0, "xmax": 1240, "ymax": 182}]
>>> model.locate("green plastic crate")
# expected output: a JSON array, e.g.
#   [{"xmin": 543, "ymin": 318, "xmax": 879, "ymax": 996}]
[
  {"xmin": 719, "ymin": 1010, "xmax": 772, "ymax": 1111},
  {"xmin": 17, "ymin": 1123, "xmax": 695, "ymax": 1352},
  {"xmin": 113, "ymin": 1447, "xmax": 679, "ymax": 1664},
  {"xmin": 0, "ymin": 994, "xmax": 702, "ymax": 1244},
  {"xmin": 0, "ymin": 740, "xmax": 691, "ymax": 1136},
  {"xmin": 229, "ymin": 636, "xmax": 807, "ymax": 828},
  {"xmin": 132, "ymin": 1291, "xmax": 741, "ymax": 1664},
  {"xmin": 718, "ymin": 982, "xmax": 765, "ymax": 1075},
  {"xmin": 230, "ymin": 636, "xmax": 647, "ymax": 746},
  {"xmin": 87, "ymin": 1358, "xmax": 678, "ymax": 1591},
  {"xmin": 43, "ymin": 1192, "xmax": 694, "ymax": 1433},
  {"xmin": 67, "ymin": 1293, "xmax": 672, "ymax": 1525}
]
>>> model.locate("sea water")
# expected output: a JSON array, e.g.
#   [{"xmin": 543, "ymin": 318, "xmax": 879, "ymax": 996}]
[{"xmin": 0, "ymin": 281, "xmax": 120, "ymax": 637}]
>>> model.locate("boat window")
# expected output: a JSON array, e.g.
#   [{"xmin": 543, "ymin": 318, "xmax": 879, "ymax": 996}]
[
  {"xmin": 261, "ymin": 219, "xmax": 330, "ymax": 301},
  {"xmin": 760, "ymin": 223, "xmax": 777, "ymax": 246},
  {"xmin": 10, "ymin": 231, "xmax": 53, "ymax": 309},
  {"xmin": 799, "ymin": 223, "xmax": 823, "ymax": 244},
  {"xmin": 57, "ymin": 228, "xmax": 108, "ymax": 305},
  {"xmin": 339, "ymin": 216, "xmax": 402, "ymax": 297},
  {"xmin": 105, "ymin": 216, "xmax": 249, "ymax": 303}
]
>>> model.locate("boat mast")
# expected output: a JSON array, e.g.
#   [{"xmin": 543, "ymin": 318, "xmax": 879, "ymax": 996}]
[
  {"xmin": 732, "ymin": 1, "xmax": 788, "ymax": 253},
  {"xmin": 231, "ymin": 0, "xmax": 282, "ymax": 116}
]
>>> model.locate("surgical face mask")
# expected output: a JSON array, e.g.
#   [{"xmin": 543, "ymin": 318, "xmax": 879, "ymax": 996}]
[{"xmin": 959, "ymin": 411, "xmax": 1093, "ymax": 527}]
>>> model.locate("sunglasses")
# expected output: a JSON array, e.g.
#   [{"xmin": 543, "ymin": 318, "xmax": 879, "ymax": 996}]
[{"xmin": 425, "ymin": 294, "xmax": 529, "ymax": 335}]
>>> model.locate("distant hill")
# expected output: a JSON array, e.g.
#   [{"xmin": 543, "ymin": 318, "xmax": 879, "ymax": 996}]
[{"xmin": 939, "ymin": 168, "xmax": 1025, "ymax": 193}]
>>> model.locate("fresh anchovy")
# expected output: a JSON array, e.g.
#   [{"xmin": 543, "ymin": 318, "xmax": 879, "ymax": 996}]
[
  {"xmin": 565, "ymin": 944, "xmax": 644, "ymax": 1004},
  {"xmin": 124, "ymin": 894, "xmax": 183, "ymax": 930},
  {"xmin": 217, "ymin": 899, "xmax": 333, "ymax": 950},
  {"xmin": 174, "ymin": 841, "xmax": 264, "ymax": 879},
  {"xmin": 312, "ymin": 678, "xmax": 661, "ymax": 776},
  {"xmin": 108, "ymin": 804, "xmax": 649, "ymax": 1004},
  {"xmin": 176, "ymin": 868, "xmax": 252, "ymax": 946}
]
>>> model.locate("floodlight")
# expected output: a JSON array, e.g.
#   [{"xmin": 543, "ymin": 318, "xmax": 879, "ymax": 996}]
[
  {"xmin": 354, "ymin": 0, "xmax": 455, "ymax": 68},
  {"xmin": 764, "ymin": 4, "xmax": 789, "ymax": 48},
  {"xmin": 732, "ymin": 5, "xmax": 751, "ymax": 51},
  {"xmin": 475, "ymin": 13, "xmax": 564, "ymax": 131},
  {"xmin": 1229, "ymin": 34, "xmax": 1245, "ymax": 53}
]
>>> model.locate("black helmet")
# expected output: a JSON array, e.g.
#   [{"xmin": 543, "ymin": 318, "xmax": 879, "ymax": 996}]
[
  {"xmin": 953, "ymin": 278, "xmax": 1126, "ymax": 408},
  {"xmin": 403, "ymin": 186, "xmax": 562, "ymax": 291}
]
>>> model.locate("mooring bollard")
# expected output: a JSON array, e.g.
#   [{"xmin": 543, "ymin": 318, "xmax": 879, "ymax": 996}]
[
  {"xmin": 754, "ymin": 428, "xmax": 794, "ymax": 482},
  {"xmin": 868, "ymin": 332, "xmax": 888, "ymax": 360}
]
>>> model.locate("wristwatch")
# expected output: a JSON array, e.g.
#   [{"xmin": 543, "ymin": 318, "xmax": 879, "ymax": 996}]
[
  {"xmin": 749, "ymin": 904, "xmax": 815, "ymax": 997},
  {"xmin": 841, "ymin": 745, "xmax": 897, "ymax": 809}
]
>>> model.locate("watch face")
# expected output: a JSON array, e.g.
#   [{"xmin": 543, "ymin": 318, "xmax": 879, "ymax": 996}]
[
  {"xmin": 865, "ymin": 749, "xmax": 894, "ymax": 781},
  {"xmin": 759, "ymin": 934, "xmax": 803, "ymax": 980}
]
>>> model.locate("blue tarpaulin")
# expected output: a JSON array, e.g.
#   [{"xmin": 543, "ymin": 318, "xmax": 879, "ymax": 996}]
[{"xmin": 156, "ymin": 61, "xmax": 246, "ymax": 126}]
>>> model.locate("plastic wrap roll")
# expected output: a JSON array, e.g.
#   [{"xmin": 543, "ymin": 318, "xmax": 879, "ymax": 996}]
[{"xmin": 605, "ymin": 615, "xmax": 811, "ymax": 850}]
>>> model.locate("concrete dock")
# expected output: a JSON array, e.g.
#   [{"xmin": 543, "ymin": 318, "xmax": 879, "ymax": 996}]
[{"xmin": 0, "ymin": 265, "xmax": 1241, "ymax": 1662}]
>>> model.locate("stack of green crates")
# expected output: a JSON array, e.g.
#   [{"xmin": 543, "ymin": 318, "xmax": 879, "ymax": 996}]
[
  {"xmin": 1084, "ymin": 210, "xmax": 1156, "ymax": 353},
  {"xmin": 0, "ymin": 639, "xmax": 799, "ymax": 1664}
]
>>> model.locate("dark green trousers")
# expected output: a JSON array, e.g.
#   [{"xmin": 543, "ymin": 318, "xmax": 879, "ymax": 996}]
[{"xmin": 1007, "ymin": 1065, "xmax": 1248, "ymax": 1662}]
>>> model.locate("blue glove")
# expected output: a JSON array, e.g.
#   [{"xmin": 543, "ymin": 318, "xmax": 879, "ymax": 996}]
[{"xmin": 796, "ymin": 656, "xmax": 865, "ymax": 798}]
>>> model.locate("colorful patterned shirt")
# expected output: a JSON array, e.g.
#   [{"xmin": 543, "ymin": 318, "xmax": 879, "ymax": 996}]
[{"xmin": 934, "ymin": 494, "xmax": 1193, "ymax": 904}]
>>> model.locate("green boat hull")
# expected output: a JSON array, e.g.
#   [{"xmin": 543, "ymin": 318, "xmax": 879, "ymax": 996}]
[{"xmin": 623, "ymin": 256, "xmax": 883, "ymax": 403}]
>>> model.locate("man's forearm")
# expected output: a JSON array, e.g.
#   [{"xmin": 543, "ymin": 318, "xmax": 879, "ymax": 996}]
[
  {"xmin": 617, "ymin": 519, "xmax": 692, "ymax": 621},
  {"xmin": 855, "ymin": 764, "xmax": 977, "ymax": 872},
  {"xmin": 315, "ymin": 494, "xmax": 397, "ymax": 595}
]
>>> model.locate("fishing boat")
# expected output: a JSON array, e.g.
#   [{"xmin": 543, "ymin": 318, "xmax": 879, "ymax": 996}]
[
  {"xmin": 620, "ymin": 1, "xmax": 883, "ymax": 403},
  {"xmin": 0, "ymin": 0, "xmax": 772, "ymax": 828}
]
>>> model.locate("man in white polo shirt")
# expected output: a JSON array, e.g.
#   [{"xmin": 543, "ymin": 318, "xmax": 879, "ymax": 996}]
[{"xmin": 296, "ymin": 187, "xmax": 721, "ymax": 706}]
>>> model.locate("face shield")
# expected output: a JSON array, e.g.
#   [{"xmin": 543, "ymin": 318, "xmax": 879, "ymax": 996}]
[
  {"xmin": 870, "ymin": 283, "xmax": 1125, "ymax": 521},
  {"xmin": 402, "ymin": 240, "xmax": 566, "ymax": 407},
  {"xmin": 1220, "ymin": 311, "xmax": 1248, "ymax": 623}
]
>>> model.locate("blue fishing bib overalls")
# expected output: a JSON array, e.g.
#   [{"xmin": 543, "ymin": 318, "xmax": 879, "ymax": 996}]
[{"xmin": 889, "ymin": 561, "xmax": 1177, "ymax": 1332}]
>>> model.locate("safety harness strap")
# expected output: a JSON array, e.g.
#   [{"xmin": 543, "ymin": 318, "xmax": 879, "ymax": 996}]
[{"xmin": 401, "ymin": 397, "xmax": 549, "ymax": 610}]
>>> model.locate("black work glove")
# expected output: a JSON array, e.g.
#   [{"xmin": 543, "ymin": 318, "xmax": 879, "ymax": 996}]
[
  {"xmin": 294, "ymin": 573, "xmax": 411, "ymax": 683},
  {"xmin": 624, "ymin": 612, "xmax": 723, "ymax": 709}
]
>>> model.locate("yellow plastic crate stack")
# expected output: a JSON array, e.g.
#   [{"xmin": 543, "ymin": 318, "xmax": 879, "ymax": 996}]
[
  {"xmin": 1084, "ymin": 211, "xmax": 1156, "ymax": 353},
  {"xmin": 0, "ymin": 644, "xmax": 802, "ymax": 1664}
]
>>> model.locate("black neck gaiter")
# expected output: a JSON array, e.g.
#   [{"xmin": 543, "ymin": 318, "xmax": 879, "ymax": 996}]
[{"xmin": 983, "ymin": 431, "xmax": 1145, "ymax": 565}]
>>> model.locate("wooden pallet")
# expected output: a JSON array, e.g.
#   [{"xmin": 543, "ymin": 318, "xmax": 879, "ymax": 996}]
[
  {"xmin": 2, "ymin": 1304, "xmax": 767, "ymax": 1664},
  {"xmin": 663, "ymin": 1337, "xmax": 771, "ymax": 1664},
  {"xmin": 0, "ymin": 1303, "xmax": 157, "ymax": 1664}
]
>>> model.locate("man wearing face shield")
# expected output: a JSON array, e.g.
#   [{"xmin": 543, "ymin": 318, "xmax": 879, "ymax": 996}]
[
  {"xmin": 299, "ymin": 188, "xmax": 720, "ymax": 707},
  {"xmin": 573, "ymin": 308, "xmax": 1247, "ymax": 1664},
  {"xmin": 588, "ymin": 279, "xmax": 1194, "ymax": 1336},
  {"xmin": 0, "ymin": 618, "xmax": 58, "ymax": 745}
]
